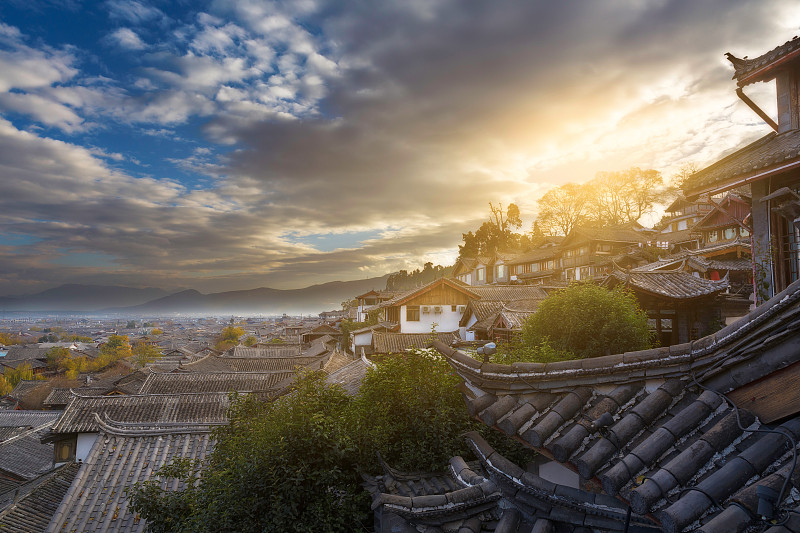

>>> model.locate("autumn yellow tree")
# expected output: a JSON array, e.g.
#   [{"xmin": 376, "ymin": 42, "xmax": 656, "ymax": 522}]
[{"xmin": 132, "ymin": 340, "xmax": 162, "ymax": 368}]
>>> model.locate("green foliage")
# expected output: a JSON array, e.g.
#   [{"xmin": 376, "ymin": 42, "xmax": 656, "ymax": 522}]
[
  {"xmin": 458, "ymin": 202, "xmax": 531, "ymax": 260},
  {"xmin": 492, "ymin": 338, "xmax": 578, "ymax": 365},
  {"xmin": 510, "ymin": 283, "xmax": 651, "ymax": 360},
  {"xmin": 130, "ymin": 372, "xmax": 369, "ymax": 533},
  {"xmin": 338, "ymin": 313, "xmax": 378, "ymax": 354},
  {"xmin": 242, "ymin": 336, "xmax": 257, "ymax": 347},
  {"xmin": 45, "ymin": 346, "xmax": 71, "ymax": 369},
  {"xmin": 386, "ymin": 263, "xmax": 454, "ymax": 290},
  {"xmin": 5, "ymin": 363, "xmax": 41, "ymax": 388},
  {"xmin": 129, "ymin": 350, "xmax": 533, "ymax": 532},
  {"xmin": 126, "ymin": 320, "xmax": 137, "ymax": 329},
  {"xmin": 215, "ymin": 326, "xmax": 245, "ymax": 351},
  {"xmin": 132, "ymin": 341, "xmax": 162, "ymax": 368},
  {"xmin": 95, "ymin": 334, "xmax": 132, "ymax": 370}
]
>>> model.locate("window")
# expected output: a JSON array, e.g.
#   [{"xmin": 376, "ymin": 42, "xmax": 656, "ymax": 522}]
[
  {"xmin": 451, "ymin": 305, "xmax": 457, "ymax": 312},
  {"xmin": 708, "ymin": 231, "xmax": 718, "ymax": 243},
  {"xmin": 580, "ymin": 266, "xmax": 590, "ymax": 279},
  {"xmin": 678, "ymin": 220, "xmax": 688, "ymax": 231},
  {"xmin": 406, "ymin": 306, "xmax": 420, "ymax": 321},
  {"xmin": 496, "ymin": 264, "xmax": 506, "ymax": 278},
  {"xmin": 55, "ymin": 439, "xmax": 76, "ymax": 462},
  {"xmin": 723, "ymin": 227, "xmax": 736, "ymax": 240},
  {"xmin": 597, "ymin": 244, "xmax": 612, "ymax": 252},
  {"xmin": 740, "ymin": 227, "xmax": 750, "ymax": 237},
  {"xmin": 477, "ymin": 268, "xmax": 485, "ymax": 281}
]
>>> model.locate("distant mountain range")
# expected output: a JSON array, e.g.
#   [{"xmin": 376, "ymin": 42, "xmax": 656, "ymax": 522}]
[{"xmin": 0, "ymin": 276, "xmax": 390, "ymax": 315}]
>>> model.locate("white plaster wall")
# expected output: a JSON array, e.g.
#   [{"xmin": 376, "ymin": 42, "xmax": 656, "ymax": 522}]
[
  {"xmin": 352, "ymin": 330, "xmax": 373, "ymax": 351},
  {"xmin": 76, "ymin": 433, "xmax": 98, "ymax": 462},
  {"xmin": 399, "ymin": 305, "xmax": 463, "ymax": 334}
]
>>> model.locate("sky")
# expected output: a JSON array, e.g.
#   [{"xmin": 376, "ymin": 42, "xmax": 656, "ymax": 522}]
[{"xmin": 0, "ymin": 0, "xmax": 796, "ymax": 296}]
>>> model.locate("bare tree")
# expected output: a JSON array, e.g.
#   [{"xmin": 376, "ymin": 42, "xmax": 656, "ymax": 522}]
[{"xmin": 535, "ymin": 183, "xmax": 589, "ymax": 236}]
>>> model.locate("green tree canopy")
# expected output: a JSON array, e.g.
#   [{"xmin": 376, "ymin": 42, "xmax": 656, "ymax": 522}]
[{"xmin": 502, "ymin": 283, "xmax": 651, "ymax": 361}]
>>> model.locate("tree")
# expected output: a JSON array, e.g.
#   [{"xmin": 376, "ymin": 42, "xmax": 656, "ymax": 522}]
[
  {"xmin": 585, "ymin": 167, "xmax": 664, "ymax": 226},
  {"xmin": 150, "ymin": 328, "xmax": 164, "ymax": 336},
  {"xmin": 215, "ymin": 326, "xmax": 245, "ymax": 351},
  {"xmin": 535, "ymin": 182, "xmax": 589, "ymax": 236},
  {"xmin": 126, "ymin": 320, "xmax": 137, "ymax": 329},
  {"xmin": 502, "ymin": 283, "xmax": 651, "ymax": 361},
  {"xmin": 45, "ymin": 346, "xmax": 71, "ymax": 370},
  {"xmin": 458, "ymin": 202, "xmax": 526, "ymax": 259},
  {"xmin": 95, "ymin": 334, "xmax": 132, "ymax": 369},
  {"xmin": 132, "ymin": 341, "xmax": 162, "ymax": 368},
  {"xmin": 243, "ymin": 336, "xmax": 257, "ymax": 347}
]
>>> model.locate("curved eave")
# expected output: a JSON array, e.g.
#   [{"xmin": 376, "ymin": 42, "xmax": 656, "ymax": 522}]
[{"xmin": 433, "ymin": 276, "xmax": 800, "ymax": 393}]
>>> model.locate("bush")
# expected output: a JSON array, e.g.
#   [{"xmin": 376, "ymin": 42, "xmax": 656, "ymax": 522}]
[{"xmin": 508, "ymin": 283, "xmax": 650, "ymax": 360}]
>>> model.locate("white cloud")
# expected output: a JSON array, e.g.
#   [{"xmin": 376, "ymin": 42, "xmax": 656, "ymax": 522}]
[
  {"xmin": 108, "ymin": 27, "xmax": 147, "ymax": 50},
  {"xmin": 106, "ymin": 0, "xmax": 165, "ymax": 24}
]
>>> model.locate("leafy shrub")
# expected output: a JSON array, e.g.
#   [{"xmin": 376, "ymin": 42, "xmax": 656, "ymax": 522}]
[{"xmin": 509, "ymin": 283, "xmax": 650, "ymax": 360}]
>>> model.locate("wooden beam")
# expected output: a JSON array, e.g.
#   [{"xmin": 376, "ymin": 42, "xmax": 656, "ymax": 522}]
[{"xmin": 727, "ymin": 360, "xmax": 800, "ymax": 423}]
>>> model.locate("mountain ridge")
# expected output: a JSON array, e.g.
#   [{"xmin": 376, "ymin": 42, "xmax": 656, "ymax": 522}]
[{"xmin": 0, "ymin": 277, "xmax": 391, "ymax": 315}]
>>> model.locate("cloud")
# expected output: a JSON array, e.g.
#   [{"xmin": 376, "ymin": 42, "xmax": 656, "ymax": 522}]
[
  {"xmin": 107, "ymin": 27, "xmax": 147, "ymax": 50},
  {"xmin": 0, "ymin": 0, "xmax": 796, "ymax": 296},
  {"xmin": 105, "ymin": 0, "xmax": 165, "ymax": 24}
]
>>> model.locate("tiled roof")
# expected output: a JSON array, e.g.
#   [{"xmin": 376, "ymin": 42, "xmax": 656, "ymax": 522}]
[
  {"xmin": 0, "ymin": 411, "xmax": 61, "ymax": 431},
  {"xmin": 434, "ymin": 277, "xmax": 800, "ymax": 532},
  {"xmin": 7, "ymin": 380, "xmax": 45, "ymax": 401},
  {"xmin": 687, "ymin": 256, "xmax": 753, "ymax": 273},
  {"xmin": 372, "ymin": 332, "xmax": 461, "ymax": 354},
  {"xmin": 564, "ymin": 225, "xmax": 652, "ymax": 246},
  {"xmin": 111, "ymin": 370, "xmax": 150, "ymax": 394},
  {"xmin": 462, "ymin": 301, "xmax": 505, "ymax": 332},
  {"xmin": 226, "ymin": 345, "xmax": 301, "ymax": 357},
  {"xmin": 368, "ymin": 455, "xmax": 513, "ymax": 531},
  {"xmin": 138, "ymin": 371, "xmax": 295, "ymax": 395},
  {"xmin": 506, "ymin": 248, "xmax": 558, "ymax": 265},
  {"xmin": 378, "ymin": 278, "xmax": 479, "ymax": 309},
  {"xmin": 468, "ymin": 285, "xmax": 547, "ymax": 301},
  {"xmin": 326, "ymin": 356, "xmax": 372, "ymax": 396},
  {"xmin": 322, "ymin": 351, "xmax": 353, "ymax": 375},
  {"xmin": 46, "ymin": 418, "xmax": 216, "ymax": 533},
  {"xmin": 44, "ymin": 387, "xmax": 108, "ymax": 407},
  {"xmin": 633, "ymin": 240, "xmax": 750, "ymax": 272},
  {"xmin": 0, "ymin": 417, "xmax": 59, "ymax": 480},
  {"xmin": 180, "ymin": 353, "xmax": 326, "ymax": 373},
  {"xmin": 51, "ymin": 392, "xmax": 231, "ymax": 434},
  {"xmin": 606, "ymin": 269, "xmax": 730, "ymax": 299},
  {"xmin": 683, "ymin": 130, "xmax": 800, "ymax": 196},
  {"xmin": 1, "ymin": 347, "xmax": 48, "ymax": 362},
  {"xmin": 350, "ymin": 321, "xmax": 395, "ymax": 335},
  {"xmin": 0, "ymin": 462, "xmax": 80, "ymax": 533},
  {"xmin": 727, "ymin": 36, "xmax": 800, "ymax": 87}
]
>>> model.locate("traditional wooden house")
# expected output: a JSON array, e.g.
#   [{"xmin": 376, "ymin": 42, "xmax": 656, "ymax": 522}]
[
  {"xmin": 684, "ymin": 37, "xmax": 800, "ymax": 302},
  {"xmin": 376, "ymin": 278, "xmax": 477, "ymax": 334},
  {"xmin": 354, "ymin": 289, "xmax": 402, "ymax": 322},
  {"xmin": 299, "ymin": 323, "xmax": 342, "ymax": 345},
  {"xmin": 654, "ymin": 195, "xmax": 713, "ymax": 251},
  {"xmin": 507, "ymin": 247, "xmax": 560, "ymax": 285},
  {"xmin": 691, "ymin": 192, "xmax": 751, "ymax": 249},
  {"xmin": 558, "ymin": 223, "xmax": 653, "ymax": 282},
  {"xmin": 603, "ymin": 269, "xmax": 733, "ymax": 346},
  {"xmin": 452, "ymin": 256, "xmax": 493, "ymax": 286}
]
